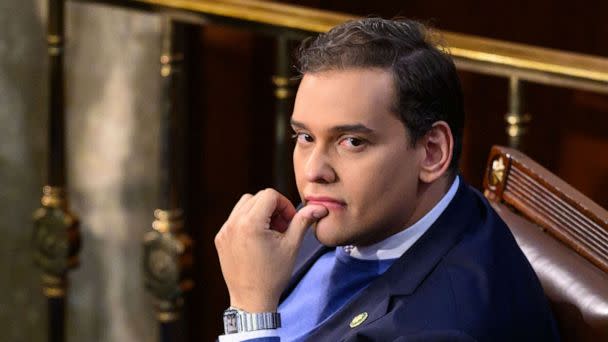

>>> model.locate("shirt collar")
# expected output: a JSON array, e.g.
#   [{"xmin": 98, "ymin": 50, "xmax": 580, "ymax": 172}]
[{"xmin": 344, "ymin": 176, "xmax": 460, "ymax": 260}]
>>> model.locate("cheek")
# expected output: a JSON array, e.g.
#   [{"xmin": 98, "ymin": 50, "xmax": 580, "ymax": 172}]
[
  {"xmin": 293, "ymin": 149, "xmax": 300, "ymax": 172},
  {"xmin": 293, "ymin": 150, "xmax": 305, "ymax": 190},
  {"xmin": 349, "ymin": 152, "xmax": 411, "ymax": 194},
  {"xmin": 346, "ymin": 153, "xmax": 419, "ymax": 217}
]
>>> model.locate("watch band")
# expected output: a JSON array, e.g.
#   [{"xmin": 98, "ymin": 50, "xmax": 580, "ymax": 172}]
[{"xmin": 223, "ymin": 307, "xmax": 281, "ymax": 334}]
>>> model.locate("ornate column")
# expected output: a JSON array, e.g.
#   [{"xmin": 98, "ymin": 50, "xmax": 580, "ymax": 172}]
[
  {"xmin": 143, "ymin": 17, "xmax": 193, "ymax": 342},
  {"xmin": 32, "ymin": 1, "xmax": 81, "ymax": 342}
]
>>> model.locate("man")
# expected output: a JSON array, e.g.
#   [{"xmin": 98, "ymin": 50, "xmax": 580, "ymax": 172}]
[{"xmin": 215, "ymin": 18, "xmax": 559, "ymax": 341}]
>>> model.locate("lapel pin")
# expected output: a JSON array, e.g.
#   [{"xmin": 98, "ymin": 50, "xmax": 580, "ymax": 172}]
[{"xmin": 349, "ymin": 312, "xmax": 368, "ymax": 328}]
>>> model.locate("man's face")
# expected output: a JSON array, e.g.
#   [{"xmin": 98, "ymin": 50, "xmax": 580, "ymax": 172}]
[{"xmin": 292, "ymin": 68, "xmax": 424, "ymax": 247}]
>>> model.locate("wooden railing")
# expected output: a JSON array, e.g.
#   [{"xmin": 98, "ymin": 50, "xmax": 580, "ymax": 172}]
[{"xmin": 34, "ymin": 1, "xmax": 608, "ymax": 342}]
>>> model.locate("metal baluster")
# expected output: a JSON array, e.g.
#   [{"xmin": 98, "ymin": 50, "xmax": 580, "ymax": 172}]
[
  {"xmin": 143, "ymin": 17, "xmax": 193, "ymax": 342},
  {"xmin": 505, "ymin": 76, "xmax": 531, "ymax": 149},
  {"xmin": 32, "ymin": 1, "xmax": 81, "ymax": 342},
  {"xmin": 271, "ymin": 35, "xmax": 297, "ymax": 194}
]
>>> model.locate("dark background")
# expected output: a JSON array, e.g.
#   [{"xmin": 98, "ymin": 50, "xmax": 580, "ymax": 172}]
[{"xmin": 181, "ymin": 2, "xmax": 608, "ymax": 340}]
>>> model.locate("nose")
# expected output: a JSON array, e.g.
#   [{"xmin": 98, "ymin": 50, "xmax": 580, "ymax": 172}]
[{"xmin": 304, "ymin": 146, "xmax": 336, "ymax": 184}]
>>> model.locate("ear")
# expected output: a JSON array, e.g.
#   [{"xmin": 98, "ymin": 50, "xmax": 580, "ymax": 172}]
[{"xmin": 418, "ymin": 121, "xmax": 454, "ymax": 183}]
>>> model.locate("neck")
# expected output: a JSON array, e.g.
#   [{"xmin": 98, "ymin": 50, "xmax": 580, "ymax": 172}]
[
  {"xmin": 351, "ymin": 173, "xmax": 457, "ymax": 248},
  {"xmin": 406, "ymin": 173, "xmax": 455, "ymax": 228},
  {"xmin": 350, "ymin": 173, "xmax": 458, "ymax": 250}
]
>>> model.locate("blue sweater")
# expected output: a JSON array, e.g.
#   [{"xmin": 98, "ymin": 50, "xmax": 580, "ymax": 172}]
[{"xmin": 278, "ymin": 247, "xmax": 396, "ymax": 341}]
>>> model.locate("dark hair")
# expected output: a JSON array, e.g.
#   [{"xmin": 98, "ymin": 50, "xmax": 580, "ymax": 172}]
[{"xmin": 296, "ymin": 18, "xmax": 465, "ymax": 172}]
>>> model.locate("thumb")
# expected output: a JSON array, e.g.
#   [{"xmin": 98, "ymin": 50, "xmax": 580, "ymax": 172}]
[{"xmin": 285, "ymin": 204, "xmax": 329, "ymax": 244}]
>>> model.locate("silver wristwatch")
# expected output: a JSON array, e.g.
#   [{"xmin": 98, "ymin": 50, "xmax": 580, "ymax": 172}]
[{"xmin": 223, "ymin": 307, "xmax": 281, "ymax": 334}]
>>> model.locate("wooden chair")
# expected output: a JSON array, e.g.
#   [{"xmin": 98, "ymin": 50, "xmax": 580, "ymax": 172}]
[{"xmin": 483, "ymin": 145, "xmax": 608, "ymax": 341}]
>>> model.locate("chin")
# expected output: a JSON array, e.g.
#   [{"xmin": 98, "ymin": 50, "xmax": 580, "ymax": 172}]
[{"xmin": 312, "ymin": 218, "xmax": 349, "ymax": 247}]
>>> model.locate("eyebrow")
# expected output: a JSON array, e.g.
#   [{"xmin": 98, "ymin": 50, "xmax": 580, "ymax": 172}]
[{"xmin": 290, "ymin": 119, "xmax": 375, "ymax": 134}]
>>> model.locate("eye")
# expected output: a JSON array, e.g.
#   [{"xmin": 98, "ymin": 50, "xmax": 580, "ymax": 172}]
[
  {"xmin": 291, "ymin": 132, "xmax": 314, "ymax": 144},
  {"xmin": 339, "ymin": 137, "xmax": 366, "ymax": 150}
]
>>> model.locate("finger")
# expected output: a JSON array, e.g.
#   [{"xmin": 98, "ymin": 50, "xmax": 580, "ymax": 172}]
[
  {"xmin": 238, "ymin": 190, "xmax": 264, "ymax": 216},
  {"xmin": 230, "ymin": 193, "xmax": 253, "ymax": 216},
  {"xmin": 270, "ymin": 203, "xmax": 296, "ymax": 233},
  {"xmin": 270, "ymin": 198, "xmax": 296, "ymax": 232},
  {"xmin": 285, "ymin": 204, "xmax": 328, "ymax": 244},
  {"xmin": 249, "ymin": 189, "xmax": 295, "ymax": 230}
]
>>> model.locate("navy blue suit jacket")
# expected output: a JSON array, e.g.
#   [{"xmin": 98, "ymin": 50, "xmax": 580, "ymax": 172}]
[{"xmin": 275, "ymin": 180, "xmax": 559, "ymax": 341}]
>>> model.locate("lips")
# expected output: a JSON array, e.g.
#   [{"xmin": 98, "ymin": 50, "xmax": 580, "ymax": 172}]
[{"xmin": 305, "ymin": 196, "xmax": 346, "ymax": 210}]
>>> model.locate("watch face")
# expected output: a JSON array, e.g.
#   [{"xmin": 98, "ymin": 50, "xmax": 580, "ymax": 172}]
[{"xmin": 223, "ymin": 310, "xmax": 239, "ymax": 334}]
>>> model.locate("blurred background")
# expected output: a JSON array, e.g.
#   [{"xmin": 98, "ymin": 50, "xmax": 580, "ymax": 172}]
[{"xmin": 1, "ymin": 0, "xmax": 606, "ymax": 341}]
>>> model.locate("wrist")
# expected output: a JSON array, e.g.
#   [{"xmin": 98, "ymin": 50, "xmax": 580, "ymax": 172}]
[
  {"xmin": 230, "ymin": 296, "xmax": 278, "ymax": 313},
  {"xmin": 223, "ymin": 306, "xmax": 281, "ymax": 334}
]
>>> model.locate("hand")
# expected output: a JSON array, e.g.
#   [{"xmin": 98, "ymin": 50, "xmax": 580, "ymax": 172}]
[{"xmin": 215, "ymin": 188, "xmax": 328, "ymax": 312}]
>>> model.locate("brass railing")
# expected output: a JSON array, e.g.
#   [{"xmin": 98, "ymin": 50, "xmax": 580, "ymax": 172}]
[
  {"xmin": 36, "ymin": 0, "xmax": 608, "ymax": 342},
  {"xmin": 77, "ymin": 0, "xmax": 608, "ymax": 146},
  {"xmin": 84, "ymin": 0, "xmax": 608, "ymax": 89}
]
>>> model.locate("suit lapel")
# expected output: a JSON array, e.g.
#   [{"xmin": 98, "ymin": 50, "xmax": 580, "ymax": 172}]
[{"xmin": 304, "ymin": 180, "xmax": 479, "ymax": 341}]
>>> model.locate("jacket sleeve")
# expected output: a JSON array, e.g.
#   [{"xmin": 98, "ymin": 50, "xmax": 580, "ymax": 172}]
[
  {"xmin": 344, "ymin": 330, "xmax": 477, "ymax": 342},
  {"xmin": 391, "ymin": 330, "xmax": 477, "ymax": 341}
]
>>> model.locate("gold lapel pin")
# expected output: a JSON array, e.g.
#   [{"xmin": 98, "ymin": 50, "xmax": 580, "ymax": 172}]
[{"xmin": 349, "ymin": 312, "xmax": 368, "ymax": 328}]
